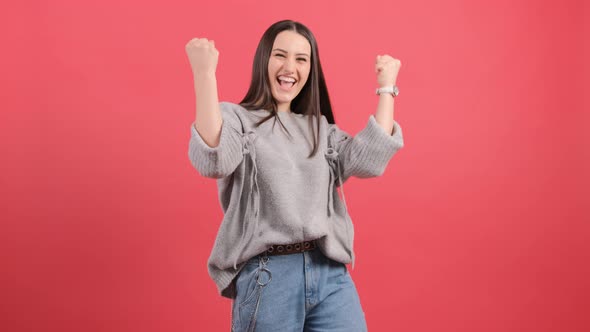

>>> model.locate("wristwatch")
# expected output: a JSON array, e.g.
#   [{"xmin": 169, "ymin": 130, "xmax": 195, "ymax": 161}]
[{"xmin": 376, "ymin": 85, "xmax": 399, "ymax": 97}]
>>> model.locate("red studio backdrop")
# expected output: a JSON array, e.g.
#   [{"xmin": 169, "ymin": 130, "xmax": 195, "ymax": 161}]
[{"xmin": 1, "ymin": 0, "xmax": 588, "ymax": 331}]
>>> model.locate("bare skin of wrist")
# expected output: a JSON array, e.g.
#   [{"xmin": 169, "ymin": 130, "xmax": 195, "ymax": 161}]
[{"xmin": 194, "ymin": 73, "xmax": 222, "ymax": 147}]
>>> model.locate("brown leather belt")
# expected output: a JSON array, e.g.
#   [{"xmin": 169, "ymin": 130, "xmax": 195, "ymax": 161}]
[{"xmin": 264, "ymin": 240, "xmax": 317, "ymax": 256}]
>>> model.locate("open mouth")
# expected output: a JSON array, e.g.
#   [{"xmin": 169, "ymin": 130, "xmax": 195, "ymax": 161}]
[{"xmin": 277, "ymin": 75, "xmax": 297, "ymax": 91}]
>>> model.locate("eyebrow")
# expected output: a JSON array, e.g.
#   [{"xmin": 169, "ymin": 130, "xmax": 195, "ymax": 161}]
[{"xmin": 272, "ymin": 48, "xmax": 310, "ymax": 57}]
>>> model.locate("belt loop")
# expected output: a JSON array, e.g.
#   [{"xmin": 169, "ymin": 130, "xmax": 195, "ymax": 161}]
[{"xmin": 260, "ymin": 250, "xmax": 269, "ymax": 266}]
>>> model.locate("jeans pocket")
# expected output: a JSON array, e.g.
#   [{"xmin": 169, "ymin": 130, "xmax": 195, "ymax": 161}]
[
  {"xmin": 326, "ymin": 258, "xmax": 349, "ymax": 285},
  {"xmin": 235, "ymin": 257, "xmax": 273, "ymax": 331},
  {"xmin": 236, "ymin": 265, "xmax": 259, "ymax": 307},
  {"xmin": 232, "ymin": 266, "xmax": 258, "ymax": 331}
]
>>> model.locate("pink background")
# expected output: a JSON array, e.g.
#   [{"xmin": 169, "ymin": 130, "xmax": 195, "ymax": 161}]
[{"xmin": 2, "ymin": 0, "xmax": 588, "ymax": 331}]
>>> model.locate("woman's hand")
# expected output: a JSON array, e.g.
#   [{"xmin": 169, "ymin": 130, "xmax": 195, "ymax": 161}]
[
  {"xmin": 185, "ymin": 38, "xmax": 223, "ymax": 147},
  {"xmin": 185, "ymin": 38, "xmax": 219, "ymax": 77},
  {"xmin": 375, "ymin": 55, "xmax": 401, "ymax": 87}
]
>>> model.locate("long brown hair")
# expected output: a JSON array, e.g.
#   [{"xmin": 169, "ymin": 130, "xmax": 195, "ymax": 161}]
[{"xmin": 240, "ymin": 20, "xmax": 335, "ymax": 158}]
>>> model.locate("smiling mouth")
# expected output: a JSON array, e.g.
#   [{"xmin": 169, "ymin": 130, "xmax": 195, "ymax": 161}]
[{"xmin": 277, "ymin": 75, "xmax": 297, "ymax": 91}]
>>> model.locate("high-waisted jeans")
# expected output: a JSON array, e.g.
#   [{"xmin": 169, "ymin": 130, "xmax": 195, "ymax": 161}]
[{"xmin": 231, "ymin": 248, "xmax": 368, "ymax": 331}]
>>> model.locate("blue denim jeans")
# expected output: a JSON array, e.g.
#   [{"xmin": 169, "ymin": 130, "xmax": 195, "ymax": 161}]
[{"xmin": 231, "ymin": 248, "xmax": 367, "ymax": 331}]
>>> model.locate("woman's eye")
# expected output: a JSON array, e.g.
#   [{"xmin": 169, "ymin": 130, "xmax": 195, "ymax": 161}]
[
  {"xmin": 274, "ymin": 53, "xmax": 285, "ymax": 58},
  {"xmin": 297, "ymin": 58, "xmax": 307, "ymax": 62}
]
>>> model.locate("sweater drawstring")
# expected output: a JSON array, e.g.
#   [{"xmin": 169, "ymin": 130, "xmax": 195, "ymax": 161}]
[
  {"xmin": 233, "ymin": 131, "xmax": 260, "ymax": 269},
  {"xmin": 325, "ymin": 129, "xmax": 355, "ymax": 268}
]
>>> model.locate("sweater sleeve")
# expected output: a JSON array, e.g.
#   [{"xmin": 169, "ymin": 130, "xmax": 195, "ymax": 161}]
[
  {"xmin": 328, "ymin": 115, "xmax": 404, "ymax": 183},
  {"xmin": 188, "ymin": 102, "xmax": 244, "ymax": 178}
]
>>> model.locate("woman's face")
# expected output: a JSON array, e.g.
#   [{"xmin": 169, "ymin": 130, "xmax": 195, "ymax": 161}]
[{"xmin": 268, "ymin": 30, "xmax": 311, "ymax": 112}]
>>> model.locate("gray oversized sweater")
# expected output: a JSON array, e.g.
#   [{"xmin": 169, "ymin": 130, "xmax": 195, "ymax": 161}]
[{"xmin": 188, "ymin": 102, "xmax": 404, "ymax": 298}]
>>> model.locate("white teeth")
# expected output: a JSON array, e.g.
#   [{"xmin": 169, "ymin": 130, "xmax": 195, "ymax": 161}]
[{"xmin": 278, "ymin": 76, "xmax": 296, "ymax": 83}]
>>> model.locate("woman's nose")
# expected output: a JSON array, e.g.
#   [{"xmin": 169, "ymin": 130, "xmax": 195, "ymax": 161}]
[{"xmin": 283, "ymin": 57, "xmax": 295, "ymax": 71}]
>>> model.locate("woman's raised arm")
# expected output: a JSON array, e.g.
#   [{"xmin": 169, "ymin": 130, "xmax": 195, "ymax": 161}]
[
  {"xmin": 185, "ymin": 37, "xmax": 222, "ymax": 148},
  {"xmin": 374, "ymin": 54, "xmax": 402, "ymax": 135}
]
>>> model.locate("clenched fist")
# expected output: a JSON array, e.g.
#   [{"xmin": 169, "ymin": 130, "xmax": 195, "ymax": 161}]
[
  {"xmin": 375, "ymin": 55, "xmax": 401, "ymax": 87},
  {"xmin": 185, "ymin": 38, "xmax": 219, "ymax": 76}
]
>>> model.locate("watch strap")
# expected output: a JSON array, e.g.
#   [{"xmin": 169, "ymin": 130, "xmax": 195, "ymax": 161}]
[{"xmin": 376, "ymin": 85, "xmax": 399, "ymax": 97}]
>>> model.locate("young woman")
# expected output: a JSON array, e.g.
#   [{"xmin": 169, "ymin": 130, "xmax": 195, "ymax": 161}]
[{"xmin": 186, "ymin": 20, "xmax": 404, "ymax": 332}]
